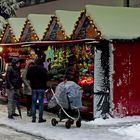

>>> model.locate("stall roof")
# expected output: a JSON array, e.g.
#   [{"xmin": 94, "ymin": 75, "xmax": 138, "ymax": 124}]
[
  {"xmin": 0, "ymin": 16, "xmax": 6, "ymax": 24},
  {"xmin": 28, "ymin": 14, "xmax": 54, "ymax": 40},
  {"xmin": 8, "ymin": 18, "xmax": 26, "ymax": 41},
  {"xmin": 0, "ymin": 16, "xmax": 6, "ymax": 33},
  {"xmin": 55, "ymin": 10, "xmax": 81, "ymax": 37},
  {"xmin": 86, "ymin": 5, "xmax": 140, "ymax": 40},
  {"xmin": 0, "ymin": 39, "xmax": 99, "ymax": 47}
]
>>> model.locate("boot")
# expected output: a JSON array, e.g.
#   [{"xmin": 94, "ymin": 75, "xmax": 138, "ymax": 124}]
[
  {"xmin": 8, "ymin": 115, "xmax": 14, "ymax": 119},
  {"xmin": 12, "ymin": 113, "xmax": 20, "ymax": 117},
  {"xmin": 38, "ymin": 118, "xmax": 46, "ymax": 123},
  {"xmin": 32, "ymin": 118, "xmax": 36, "ymax": 123}
]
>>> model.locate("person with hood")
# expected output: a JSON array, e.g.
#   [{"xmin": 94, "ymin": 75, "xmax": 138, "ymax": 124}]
[
  {"xmin": 26, "ymin": 58, "xmax": 47, "ymax": 123},
  {"xmin": 22, "ymin": 60, "xmax": 35, "ymax": 117},
  {"xmin": 5, "ymin": 57, "xmax": 22, "ymax": 119},
  {"xmin": 65, "ymin": 55, "xmax": 79, "ymax": 83}
]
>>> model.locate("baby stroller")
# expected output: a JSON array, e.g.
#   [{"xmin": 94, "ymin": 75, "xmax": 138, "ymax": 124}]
[{"xmin": 47, "ymin": 80, "xmax": 82, "ymax": 129}]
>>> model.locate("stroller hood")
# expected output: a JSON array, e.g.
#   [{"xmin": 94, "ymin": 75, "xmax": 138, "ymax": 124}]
[{"xmin": 48, "ymin": 81, "xmax": 82, "ymax": 109}]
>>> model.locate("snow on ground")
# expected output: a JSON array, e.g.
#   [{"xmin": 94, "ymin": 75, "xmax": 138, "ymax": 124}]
[{"xmin": 0, "ymin": 104, "xmax": 140, "ymax": 140}]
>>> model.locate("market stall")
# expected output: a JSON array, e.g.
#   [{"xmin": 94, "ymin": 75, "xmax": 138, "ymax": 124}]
[
  {"xmin": 86, "ymin": 5, "xmax": 140, "ymax": 118},
  {"xmin": 54, "ymin": 10, "xmax": 112, "ymax": 117},
  {"xmin": 38, "ymin": 10, "xmax": 96, "ymax": 117},
  {"xmin": 0, "ymin": 17, "xmax": 31, "ymax": 62},
  {"xmin": 23, "ymin": 14, "xmax": 54, "ymax": 41},
  {"xmin": 0, "ymin": 17, "xmax": 26, "ymax": 43},
  {"xmin": 0, "ymin": 17, "xmax": 35, "ymax": 102}
]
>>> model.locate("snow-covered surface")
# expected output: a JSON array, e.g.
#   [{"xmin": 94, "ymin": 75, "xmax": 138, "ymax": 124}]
[
  {"xmin": 0, "ymin": 104, "xmax": 140, "ymax": 140},
  {"xmin": 94, "ymin": 48, "xmax": 104, "ymax": 92},
  {"xmin": 0, "ymin": 16, "xmax": 6, "ymax": 32},
  {"xmin": 86, "ymin": 5, "xmax": 140, "ymax": 40},
  {"xmin": 28, "ymin": 14, "xmax": 53, "ymax": 40},
  {"xmin": 0, "ymin": 16, "xmax": 6, "ymax": 25},
  {"xmin": 55, "ymin": 10, "xmax": 81, "ymax": 37},
  {"xmin": 8, "ymin": 18, "xmax": 26, "ymax": 40}
]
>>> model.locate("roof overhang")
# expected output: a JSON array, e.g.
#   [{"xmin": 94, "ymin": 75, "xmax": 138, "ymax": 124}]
[{"xmin": 0, "ymin": 39, "xmax": 99, "ymax": 47}]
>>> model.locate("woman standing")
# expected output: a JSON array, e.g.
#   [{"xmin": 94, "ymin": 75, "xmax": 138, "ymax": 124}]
[{"xmin": 22, "ymin": 60, "xmax": 35, "ymax": 117}]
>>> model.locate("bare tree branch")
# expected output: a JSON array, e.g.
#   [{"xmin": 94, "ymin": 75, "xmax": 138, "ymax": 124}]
[{"xmin": 0, "ymin": 0, "xmax": 24, "ymax": 19}]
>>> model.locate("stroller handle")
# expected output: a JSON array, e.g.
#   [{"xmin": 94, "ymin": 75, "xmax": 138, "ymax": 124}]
[{"xmin": 47, "ymin": 88, "xmax": 81, "ymax": 121}]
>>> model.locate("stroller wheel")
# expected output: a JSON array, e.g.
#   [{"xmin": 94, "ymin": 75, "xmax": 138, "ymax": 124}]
[
  {"xmin": 70, "ymin": 119, "xmax": 74, "ymax": 125},
  {"xmin": 65, "ymin": 120, "xmax": 71, "ymax": 129},
  {"xmin": 51, "ymin": 118, "xmax": 58, "ymax": 126},
  {"xmin": 76, "ymin": 118, "xmax": 81, "ymax": 128}
]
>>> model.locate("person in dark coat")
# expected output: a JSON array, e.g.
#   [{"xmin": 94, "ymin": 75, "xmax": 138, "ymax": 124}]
[
  {"xmin": 5, "ymin": 57, "xmax": 22, "ymax": 119},
  {"xmin": 26, "ymin": 58, "xmax": 47, "ymax": 123}
]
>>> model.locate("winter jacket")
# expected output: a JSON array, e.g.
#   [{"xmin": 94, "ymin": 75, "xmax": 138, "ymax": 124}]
[
  {"xmin": 22, "ymin": 60, "xmax": 34, "ymax": 95},
  {"xmin": 5, "ymin": 58, "xmax": 22, "ymax": 89},
  {"xmin": 26, "ymin": 59, "xmax": 48, "ymax": 90}
]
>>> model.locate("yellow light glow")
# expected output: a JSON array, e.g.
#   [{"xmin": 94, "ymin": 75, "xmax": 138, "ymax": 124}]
[{"xmin": 0, "ymin": 47, "xmax": 3, "ymax": 52}]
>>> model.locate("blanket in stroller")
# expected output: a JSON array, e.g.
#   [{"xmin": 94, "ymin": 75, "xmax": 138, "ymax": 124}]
[{"xmin": 48, "ymin": 81, "xmax": 82, "ymax": 109}]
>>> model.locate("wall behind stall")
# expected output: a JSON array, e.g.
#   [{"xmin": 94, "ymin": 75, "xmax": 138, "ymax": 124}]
[{"xmin": 16, "ymin": 0, "xmax": 124, "ymax": 17}]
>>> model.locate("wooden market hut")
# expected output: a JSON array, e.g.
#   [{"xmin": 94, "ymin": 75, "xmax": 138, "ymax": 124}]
[
  {"xmin": 20, "ymin": 10, "xmax": 97, "ymax": 117},
  {"xmin": 22, "ymin": 14, "xmax": 53, "ymax": 42},
  {"xmin": 83, "ymin": 5, "xmax": 140, "ymax": 118},
  {"xmin": 49, "ymin": 10, "xmax": 98, "ymax": 117},
  {"xmin": 37, "ymin": 10, "xmax": 86, "ymax": 41},
  {"xmin": 0, "ymin": 17, "xmax": 26, "ymax": 43},
  {"xmin": 0, "ymin": 17, "xmax": 31, "ymax": 63},
  {"xmin": 55, "ymin": 10, "xmax": 81, "ymax": 40},
  {"xmin": 1, "ymin": 5, "xmax": 140, "ymax": 119},
  {"xmin": 0, "ymin": 14, "xmax": 56, "ymax": 62}
]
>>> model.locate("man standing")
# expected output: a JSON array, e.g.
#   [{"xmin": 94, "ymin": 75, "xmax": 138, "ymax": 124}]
[
  {"xmin": 5, "ymin": 57, "xmax": 22, "ymax": 119},
  {"xmin": 27, "ymin": 58, "xmax": 47, "ymax": 123}
]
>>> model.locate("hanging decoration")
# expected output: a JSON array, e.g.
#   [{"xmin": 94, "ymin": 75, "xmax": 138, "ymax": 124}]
[{"xmin": 0, "ymin": 24, "xmax": 17, "ymax": 43}]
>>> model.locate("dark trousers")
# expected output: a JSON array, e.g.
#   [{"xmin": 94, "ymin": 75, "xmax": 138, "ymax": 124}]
[
  {"xmin": 26, "ymin": 95, "xmax": 32, "ymax": 111},
  {"xmin": 32, "ymin": 89, "xmax": 45, "ymax": 119},
  {"xmin": 7, "ymin": 89, "xmax": 20, "ymax": 116}
]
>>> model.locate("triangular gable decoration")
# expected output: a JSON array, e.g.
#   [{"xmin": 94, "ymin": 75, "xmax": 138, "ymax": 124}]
[
  {"xmin": 43, "ymin": 16, "xmax": 56, "ymax": 40},
  {"xmin": 8, "ymin": 18, "xmax": 27, "ymax": 43},
  {"xmin": 86, "ymin": 16, "xmax": 102, "ymax": 39},
  {"xmin": 71, "ymin": 11, "xmax": 87, "ymax": 39},
  {"xmin": 28, "ymin": 14, "xmax": 53, "ymax": 41},
  {"xmin": 0, "ymin": 23, "xmax": 17, "ymax": 43},
  {"xmin": 55, "ymin": 10, "xmax": 82, "ymax": 40},
  {"xmin": 43, "ymin": 16, "xmax": 64, "ymax": 41},
  {"xmin": 72, "ymin": 11, "xmax": 102, "ymax": 40},
  {"xmin": 20, "ymin": 19, "xmax": 39, "ymax": 42},
  {"xmin": 56, "ymin": 27, "xmax": 65, "ymax": 40}
]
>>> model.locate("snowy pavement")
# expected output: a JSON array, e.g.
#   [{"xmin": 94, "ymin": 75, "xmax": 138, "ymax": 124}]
[
  {"xmin": 0, "ymin": 104, "xmax": 140, "ymax": 140},
  {"xmin": 0, "ymin": 126, "xmax": 44, "ymax": 140}
]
